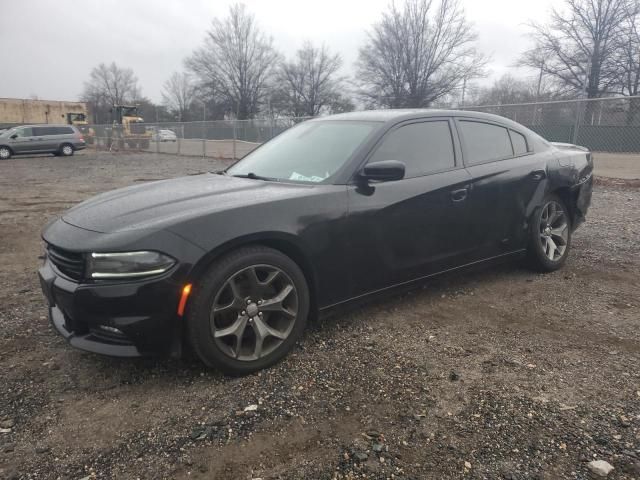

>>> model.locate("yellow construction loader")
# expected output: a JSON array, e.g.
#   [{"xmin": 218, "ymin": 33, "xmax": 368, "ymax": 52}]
[
  {"xmin": 107, "ymin": 105, "xmax": 152, "ymax": 150},
  {"xmin": 65, "ymin": 112, "xmax": 95, "ymax": 145}
]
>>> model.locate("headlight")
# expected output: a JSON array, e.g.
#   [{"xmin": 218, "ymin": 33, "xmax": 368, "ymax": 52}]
[{"xmin": 88, "ymin": 251, "xmax": 175, "ymax": 279}]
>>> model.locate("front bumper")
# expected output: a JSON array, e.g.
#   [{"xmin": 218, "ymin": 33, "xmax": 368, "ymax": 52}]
[{"xmin": 38, "ymin": 258, "xmax": 183, "ymax": 357}]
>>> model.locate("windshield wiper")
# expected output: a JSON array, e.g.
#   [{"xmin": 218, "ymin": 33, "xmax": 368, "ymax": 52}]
[{"xmin": 231, "ymin": 172, "xmax": 278, "ymax": 181}]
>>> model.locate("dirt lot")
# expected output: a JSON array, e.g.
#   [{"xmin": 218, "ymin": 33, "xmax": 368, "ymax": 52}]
[{"xmin": 0, "ymin": 152, "xmax": 639, "ymax": 480}]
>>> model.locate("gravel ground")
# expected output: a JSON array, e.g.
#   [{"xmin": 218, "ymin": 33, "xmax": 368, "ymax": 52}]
[{"xmin": 0, "ymin": 152, "xmax": 639, "ymax": 480}]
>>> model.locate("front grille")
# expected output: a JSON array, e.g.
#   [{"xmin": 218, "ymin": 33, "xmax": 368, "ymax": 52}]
[
  {"xmin": 47, "ymin": 245, "xmax": 85, "ymax": 280},
  {"xmin": 129, "ymin": 122, "xmax": 146, "ymax": 134}
]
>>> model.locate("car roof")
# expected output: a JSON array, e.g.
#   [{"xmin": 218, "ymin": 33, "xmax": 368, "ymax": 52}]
[
  {"xmin": 316, "ymin": 108, "xmax": 525, "ymax": 129},
  {"xmin": 16, "ymin": 124, "xmax": 74, "ymax": 128}
]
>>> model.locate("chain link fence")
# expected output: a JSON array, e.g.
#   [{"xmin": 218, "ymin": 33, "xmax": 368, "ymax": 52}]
[
  {"xmin": 461, "ymin": 96, "xmax": 640, "ymax": 153},
  {"xmin": 83, "ymin": 117, "xmax": 313, "ymax": 159},
  {"xmin": 78, "ymin": 97, "xmax": 640, "ymax": 156}
]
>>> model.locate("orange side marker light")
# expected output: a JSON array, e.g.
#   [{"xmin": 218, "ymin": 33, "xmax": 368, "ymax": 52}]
[{"xmin": 177, "ymin": 284, "xmax": 192, "ymax": 316}]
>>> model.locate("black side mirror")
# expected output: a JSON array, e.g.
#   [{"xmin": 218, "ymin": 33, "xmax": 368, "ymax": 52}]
[
  {"xmin": 10, "ymin": 134, "xmax": 18, "ymax": 139},
  {"xmin": 359, "ymin": 160, "xmax": 405, "ymax": 182}
]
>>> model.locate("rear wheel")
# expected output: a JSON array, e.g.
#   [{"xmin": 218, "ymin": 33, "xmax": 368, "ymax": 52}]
[
  {"xmin": 527, "ymin": 194, "xmax": 571, "ymax": 272},
  {"xmin": 187, "ymin": 246, "xmax": 309, "ymax": 375},
  {"xmin": 59, "ymin": 143, "xmax": 74, "ymax": 157},
  {"xmin": 0, "ymin": 146, "xmax": 12, "ymax": 160}
]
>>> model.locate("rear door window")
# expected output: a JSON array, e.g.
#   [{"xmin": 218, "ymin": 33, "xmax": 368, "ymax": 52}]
[
  {"xmin": 33, "ymin": 127, "xmax": 51, "ymax": 136},
  {"xmin": 459, "ymin": 121, "xmax": 513, "ymax": 165},
  {"xmin": 369, "ymin": 120, "xmax": 456, "ymax": 178}
]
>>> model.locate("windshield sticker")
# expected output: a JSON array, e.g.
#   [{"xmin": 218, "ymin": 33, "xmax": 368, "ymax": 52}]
[{"xmin": 289, "ymin": 172, "xmax": 328, "ymax": 183}]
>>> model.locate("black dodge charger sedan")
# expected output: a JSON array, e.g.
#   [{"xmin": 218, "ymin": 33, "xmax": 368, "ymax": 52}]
[{"xmin": 39, "ymin": 110, "xmax": 593, "ymax": 374}]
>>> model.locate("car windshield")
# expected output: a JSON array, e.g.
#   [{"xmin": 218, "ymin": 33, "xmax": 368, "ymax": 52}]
[{"xmin": 227, "ymin": 120, "xmax": 377, "ymax": 183}]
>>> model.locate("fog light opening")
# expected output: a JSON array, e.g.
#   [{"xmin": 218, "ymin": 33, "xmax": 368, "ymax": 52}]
[
  {"xmin": 98, "ymin": 325, "xmax": 124, "ymax": 335},
  {"xmin": 177, "ymin": 283, "xmax": 192, "ymax": 317}
]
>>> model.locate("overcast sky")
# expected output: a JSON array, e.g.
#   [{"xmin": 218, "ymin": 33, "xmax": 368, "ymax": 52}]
[{"xmin": 2, "ymin": 0, "xmax": 556, "ymax": 103}]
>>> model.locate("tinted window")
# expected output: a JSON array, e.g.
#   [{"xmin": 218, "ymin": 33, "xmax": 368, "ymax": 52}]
[
  {"xmin": 510, "ymin": 130, "xmax": 528, "ymax": 155},
  {"xmin": 369, "ymin": 121, "xmax": 455, "ymax": 178},
  {"xmin": 33, "ymin": 126, "xmax": 74, "ymax": 135},
  {"xmin": 33, "ymin": 127, "xmax": 50, "ymax": 136},
  {"xmin": 459, "ymin": 121, "xmax": 513, "ymax": 164}
]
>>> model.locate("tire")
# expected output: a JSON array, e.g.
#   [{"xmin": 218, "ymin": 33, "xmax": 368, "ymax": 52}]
[
  {"xmin": 187, "ymin": 246, "xmax": 310, "ymax": 375},
  {"xmin": 0, "ymin": 146, "xmax": 12, "ymax": 160},
  {"xmin": 527, "ymin": 194, "xmax": 572, "ymax": 272},
  {"xmin": 59, "ymin": 143, "xmax": 74, "ymax": 157}
]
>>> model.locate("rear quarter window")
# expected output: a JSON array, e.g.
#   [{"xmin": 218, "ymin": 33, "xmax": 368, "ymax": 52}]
[
  {"xmin": 459, "ymin": 120, "xmax": 513, "ymax": 164},
  {"xmin": 510, "ymin": 130, "xmax": 529, "ymax": 156}
]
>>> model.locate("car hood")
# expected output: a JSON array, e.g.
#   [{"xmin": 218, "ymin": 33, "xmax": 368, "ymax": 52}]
[{"xmin": 62, "ymin": 173, "xmax": 314, "ymax": 233}]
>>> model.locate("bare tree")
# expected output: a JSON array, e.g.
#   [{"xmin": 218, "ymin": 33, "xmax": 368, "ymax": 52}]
[
  {"xmin": 613, "ymin": 14, "xmax": 640, "ymax": 96},
  {"xmin": 471, "ymin": 74, "xmax": 565, "ymax": 106},
  {"xmin": 520, "ymin": 0, "xmax": 639, "ymax": 98},
  {"xmin": 185, "ymin": 3, "xmax": 279, "ymax": 119},
  {"xmin": 161, "ymin": 72, "xmax": 196, "ymax": 121},
  {"xmin": 81, "ymin": 62, "xmax": 140, "ymax": 123},
  {"xmin": 272, "ymin": 42, "xmax": 351, "ymax": 116},
  {"xmin": 356, "ymin": 0, "xmax": 486, "ymax": 108}
]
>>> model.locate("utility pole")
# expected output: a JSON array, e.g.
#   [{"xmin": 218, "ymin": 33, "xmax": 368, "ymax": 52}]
[
  {"xmin": 535, "ymin": 61, "xmax": 544, "ymax": 100},
  {"xmin": 460, "ymin": 77, "xmax": 467, "ymax": 108},
  {"xmin": 201, "ymin": 100, "xmax": 206, "ymax": 158},
  {"xmin": 573, "ymin": 58, "xmax": 592, "ymax": 144},
  {"xmin": 533, "ymin": 61, "xmax": 545, "ymax": 125}
]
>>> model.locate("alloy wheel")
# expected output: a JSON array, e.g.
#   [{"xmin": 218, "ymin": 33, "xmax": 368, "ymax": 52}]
[
  {"xmin": 0, "ymin": 147, "xmax": 10, "ymax": 159},
  {"xmin": 539, "ymin": 201, "xmax": 569, "ymax": 261},
  {"xmin": 62, "ymin": 145, "xmax": 73, "ymax": 156},
  {"xmin": 210, "ymin": 264, "xmax": 299, "ymax": 361}
]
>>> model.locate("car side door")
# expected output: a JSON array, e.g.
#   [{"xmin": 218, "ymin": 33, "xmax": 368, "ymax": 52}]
[
  {"xmin": 345, "ymin": 118, "xmax": 475, "ymax": 298},
  {"xmin": 455, "ymin": 118, "xmax": 550, "ymax": 256},
  {"xmin": 32, "ymin": 126, "xmax": 58, "ymax": 152},
  {"xmin": 7, "ymin": 127, "xmax": 37, "ymax": 153}
]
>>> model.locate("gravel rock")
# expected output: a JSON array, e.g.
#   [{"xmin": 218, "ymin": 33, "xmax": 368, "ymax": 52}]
[
  {"xmin": 0, "ymin": 419, "xmax": 15, "ymax": 429},
  {"xmin": 587, "ymin": 460, "xmax": 615, "ymax": 477}
]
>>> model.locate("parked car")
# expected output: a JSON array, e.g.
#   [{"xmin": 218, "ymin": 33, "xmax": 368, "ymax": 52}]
[
  {"xmin": 0, "ymin": 125, "xmax": 86, "ymax": 160},
  {"xmin": 152, "ymin": 129, "xmax": 177, "ymax": 142},
  {"xmin": 38, "ymin": 110, "xmax": 593, "ymax": 374}
]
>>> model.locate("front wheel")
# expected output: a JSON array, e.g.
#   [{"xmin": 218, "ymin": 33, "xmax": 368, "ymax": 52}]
[
  {"xmin": 187, "ymin": 246, "xmax": 309, "ymax": 375},
  {"xmin": 0, "ymin": 146, "xmax": 12, "ymax": 160},
  {"xmin": 527, "ymin": 194, "xmax": 572, "ymax": 272}
]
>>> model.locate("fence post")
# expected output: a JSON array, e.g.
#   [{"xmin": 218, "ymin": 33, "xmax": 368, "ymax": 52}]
[
  {"xmin": 572, "ymin": 101, "xmax": 581, "ymax": 145},
  {"xmin": 232, "ymin": 121, "xmax": 237, "ymax": 160},
  {"xmin": 177, "ymin": 125, "xmax": 182, "ymax": 155},
  {"xmin": 156, "ymin": 125, "xmax": 160, "ymax": 154},
  {"xmin": 202, "ymin": 121, "xmax": 206, "ymax": 158}
]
